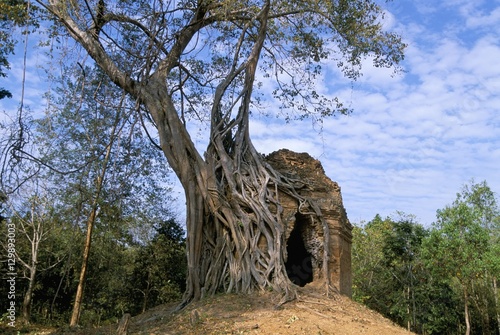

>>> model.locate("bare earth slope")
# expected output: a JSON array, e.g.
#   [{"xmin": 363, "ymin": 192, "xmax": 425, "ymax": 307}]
[
  {"xmin": 122, "ymin": 285, "xmax": 414, "ymax": 335},
  {"xmin": 33, "ymin": 285, "xmax": 414, "ymax": 335},
  {"xmin": 2, "ymin": 285, "xmax": 415, "ymax": 335}
]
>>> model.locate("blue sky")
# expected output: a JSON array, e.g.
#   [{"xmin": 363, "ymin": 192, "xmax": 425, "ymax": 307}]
[
  {"xmin": 2, "ymin": 1, "xmax": 499, "ymax": 226},
  {"xmin": 249, "ymin": 0, "xmax": 500, "ymax": 225}
]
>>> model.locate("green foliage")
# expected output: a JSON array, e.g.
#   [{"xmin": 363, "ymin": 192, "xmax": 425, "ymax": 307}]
[
  {"xmin": 1, "ymin": 195, "xmax": 187, "ymax": 327},
  {"xmin": 353, "ymin": 181, "xmax": 500, "ymax": 334},
  {"xmin": 34, "ymin": 0, "xmax": 406, "ymax": 124},
  {"xmin": 423, "ymin": 180, "xmax": 499, "ymax": 334},
  {"xmin": 129, "ymin": 219, "xmax": 187, "ymax": 313},
  {"xmin": 261, "ymin": 0, "xmax": 406, "ymax": 120},
  {"xmin": 352, "ymin": 214, "xmax": 392, "ymax": 307},
  {"xmin": 353, "ymin": 213, "xmax": 462, "ymax": 334},
  {"xmin": 0, "ymin": 59, "xmax": 186, "ymax": 326},
  {"xmin": 34, "ymin": 64, "xmax": 183, "ymax": 325}
]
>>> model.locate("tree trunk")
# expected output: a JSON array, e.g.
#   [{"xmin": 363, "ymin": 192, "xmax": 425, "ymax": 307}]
[
  {"xmin": 470, "ymin": 279, "xmax": 492, "ymax": 335},
  {"xmin": 464, "ymin": 286, "xmax": 471, "ymax": 335},
  {"xmin": 22, "ymin": 263, "xmax": 36, "ymax": 324},
  {"xmin": 143, "ymin": 3, "xmax": 329, "ymax": 306},
  {"xmin": 140, "ymin": 280, "xmax": 151, "ymax": 313},
  {"xmin": 494, "ymin": 277, "xmax": 500, "ymax": 335},
  {"xmin": 51, "ymin": 252, "xmax": 72, "ymax": 319},
  {"xmin": 176, "ymin": 138, "xmax": 307, "ymax": 305},
  {"xmin": 145, "ymin": 90, "xmax": 315, "ymax": 307},
  {"xmin": 407, "ymin": 286, "xmax": 410, "ymax": 331},
  {"xmin": 70, "ymin": 206, "xmax": 97, "ymax": 327},
  {"xmin": 21, "ymin": 200, "xmax": 41, "ymax": 325},
  {"xmin": 70, "ymin": 132, "xmax": 115, "ymax": 326}
]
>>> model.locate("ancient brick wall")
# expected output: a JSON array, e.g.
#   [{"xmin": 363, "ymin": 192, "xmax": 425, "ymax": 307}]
[{"xmin": 266, "ymin": 149, "xmax": 353, "ymax": 296}]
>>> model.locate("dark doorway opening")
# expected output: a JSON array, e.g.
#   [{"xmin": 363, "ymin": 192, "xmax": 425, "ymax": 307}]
[{"xmin": 285, "ymin": 214, "xmax": 313, "ymax": 287}]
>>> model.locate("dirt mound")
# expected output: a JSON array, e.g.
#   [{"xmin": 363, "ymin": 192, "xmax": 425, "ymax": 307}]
[{"xmin": 121, "ymin": 286, "xmax": 412, "ymax": 334}]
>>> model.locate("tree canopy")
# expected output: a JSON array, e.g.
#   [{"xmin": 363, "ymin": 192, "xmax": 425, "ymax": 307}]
[
  {"xmin": 424, "ymin": 181, "xmax": 500, "ymax": 335},
  {"xmin": 353, "ymin": 182, "xmax": 500, "ymax": 334},
  {"xmin": 35, "ymin": 0, "xmax": 405, "ymax": 121}
]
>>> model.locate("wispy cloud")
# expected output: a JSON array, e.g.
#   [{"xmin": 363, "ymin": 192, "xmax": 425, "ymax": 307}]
[
  {"xmin": 0, "ymin": 34, "xmax": 51, "ymax": 113},
  {"xmin": 252, "ymin": 2, "xmax": 500, "ymax": 225}
]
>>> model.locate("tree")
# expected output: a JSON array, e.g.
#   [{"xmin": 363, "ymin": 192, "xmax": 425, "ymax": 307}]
[
  {"xmin": 353, "ymin": 213, "xmax": 462, "ymax": 334},
  {"xmin": 352, "ymin": 214, "xmax": 426, "ymax": 330},
  {"xmin": 352, "ymin": 214, "xmax": 393, "ymax": 312},
  {"xmin": 35, "ymin": 0, "xmax": 406, "ymax": 305},
  {"xmin": 382, "ymin": 213, "xmax": 428, "ymax": 332},
  {"xmin": 11, "ymin": 192, "xmax": 62, "ymax": 324},
  {"xmin": 0, "ymin": 178, "xmax": 68, "ymax": 325},
  {"xmin": 30, "ymin": 62, "xmax": 176, "ymax": 325},
  {"xmin": 130, "ymin": 219, "xmax": 186, "ymax": 314},
  {"xmin": 424, "ymin": 181, "xmax": 500, "ymax": 335}
]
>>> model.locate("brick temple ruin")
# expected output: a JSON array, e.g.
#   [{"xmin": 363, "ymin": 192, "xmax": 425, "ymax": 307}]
[{"xmin": 266, "ymin": 149, "xmax": 353, "ymax": 296}]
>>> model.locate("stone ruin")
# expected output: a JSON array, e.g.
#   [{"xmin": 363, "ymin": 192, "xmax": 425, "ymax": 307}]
[{"xmin": 265, "ymin": 149, "xmax": 352, "ymax": 296}]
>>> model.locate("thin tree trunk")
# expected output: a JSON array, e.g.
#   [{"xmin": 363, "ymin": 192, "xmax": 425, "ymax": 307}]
[
  {"xmin": 142, "ymin": 292, "xmax": 148, "ymax": 314},
  {"xmin": 407, "ymin": 286, "xmax": 410, "ymax": 332},
  {"xmin": 410, "ymin": 264, "xmax": 417, "ymax": 331},
  {"xmin": 470, "ymin": 279, "xmax": 491, "ymax": 335},
  {"xmin": 22, "ymin": 263, "xmax": 37, "ymax": 324},
  {"xmin": 53, "ymin": 183, "xmax": 85, "ymax": 319},
  {"xmin": 21, "ymin": 199, "xmax": 41, "ymax": 325},
  {"xmin": 464, "ymin": 286, "xmax": 471, "ymax": 335},
  {"xmin": 141, "ymin": 281, "xmax": 151, "ymax": 313},
  {"xmin": 69, "ymin": 205, "xmax": 98, "ymax": 326},
  {"xmin": 70, "ymin": 125, "xmax": 116, "ymax": 326},
  {"xmin": 51, "ymin": 252, "xmax": 71, "ymax": 319},
  {"xmin": 494, "ymin": 277, "xmax": 500, "ymax": 335}
]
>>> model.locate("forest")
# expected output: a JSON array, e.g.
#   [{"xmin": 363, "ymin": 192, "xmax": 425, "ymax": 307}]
[
  {"xmin": 0, "ymin": 0, "xmax": 498, "ymax": 334},
  {"xmin": 352, "ymin": 182, "xmax": 500, "ymax": 335}
]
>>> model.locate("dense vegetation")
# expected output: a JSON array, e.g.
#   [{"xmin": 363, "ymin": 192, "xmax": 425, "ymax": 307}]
[
  {"xmin": 1, "ymin": 212, "xmax": 186, "ymax": 327},
  {"xmin": 2, "ymin": 173, "xmax": 497, "ymax": 335},
  {"xmin": 352, "ymin": 181, "xmax": 500, "ymax": 335},
  {"xmin": 0, "ymin": 60, "xmax": 187, "ymax": 327}
]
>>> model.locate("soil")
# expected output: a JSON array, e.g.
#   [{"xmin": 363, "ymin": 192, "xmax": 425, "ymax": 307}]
[{"xmin": 20, "ymin": 284, "xmax": 415, "ymax": 335}]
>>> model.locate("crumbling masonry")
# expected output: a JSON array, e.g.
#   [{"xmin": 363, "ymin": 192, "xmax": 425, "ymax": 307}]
[{"xmin": 266, "ymin": 149, "xmax": 353, "ymax": 296}]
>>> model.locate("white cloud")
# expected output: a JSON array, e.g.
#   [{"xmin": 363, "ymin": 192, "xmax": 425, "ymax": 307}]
[
  {"xmin": 0, "ymin": 36, "xmax": 52, "ymax": 114},
  {"xmin": 253, "ymin": 3, "xmax": 500, "ymax": 226},
  {"xmin": 465, "ymin": 5, "xmax": 500, "ymax": 28}
]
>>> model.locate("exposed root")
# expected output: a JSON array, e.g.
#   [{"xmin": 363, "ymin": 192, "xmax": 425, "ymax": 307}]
[{"xmin": 179, "ymin": 2, "xmax": 331, "ymax": 306}]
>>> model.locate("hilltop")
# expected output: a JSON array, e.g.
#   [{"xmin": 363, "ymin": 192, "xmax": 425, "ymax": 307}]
[{"xmin": 43, "ymin": 285, "xmax": 414, "ymax": 335}]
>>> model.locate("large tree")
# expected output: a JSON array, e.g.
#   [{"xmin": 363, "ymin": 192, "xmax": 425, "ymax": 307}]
[{"xmin": 34, "ymin": 0, "xmax": 406, "ymax": 308}]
